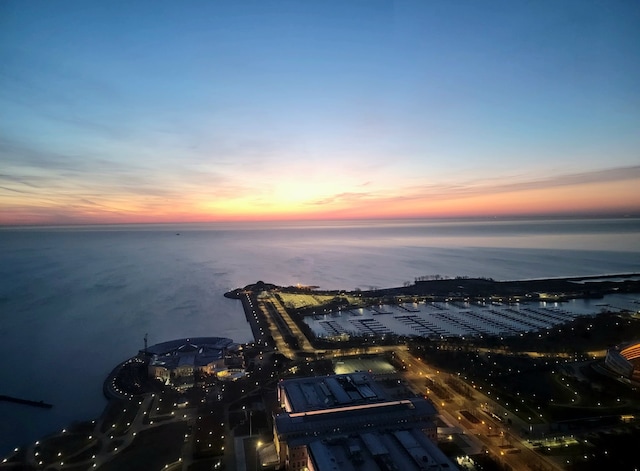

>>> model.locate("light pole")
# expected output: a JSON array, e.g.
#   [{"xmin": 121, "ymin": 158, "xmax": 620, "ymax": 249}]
[{"xmin": 255, "ymin": 440, "xmax": 262, "ymax": 471}]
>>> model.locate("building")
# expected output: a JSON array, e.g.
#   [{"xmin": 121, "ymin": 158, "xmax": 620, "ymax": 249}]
[
  {"xmin": 144, "ymin": 337, "xmax": 243, "ymax": 386},
  {"xmin": 604, "ymin": 341, "xmax": 640, "ymax": 382},
  {"xmin": 273, "ymin": 373, "xmax": 454, "ymax": 470}
]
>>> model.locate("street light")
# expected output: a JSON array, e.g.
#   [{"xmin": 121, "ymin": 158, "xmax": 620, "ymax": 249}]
[{"xmin": 256, "ymin": 440, "xmax": 262, "ymax": 470}]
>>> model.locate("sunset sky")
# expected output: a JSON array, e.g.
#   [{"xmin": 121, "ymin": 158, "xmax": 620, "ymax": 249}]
[{"xmin": 1, "ymin": 1, "xmax": 639, "ymax": 225}]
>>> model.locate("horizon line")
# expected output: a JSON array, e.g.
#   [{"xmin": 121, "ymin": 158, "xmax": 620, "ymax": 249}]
[{"xmin": 1, "ymin": 212, "xmax": 639, "ymax": 229}]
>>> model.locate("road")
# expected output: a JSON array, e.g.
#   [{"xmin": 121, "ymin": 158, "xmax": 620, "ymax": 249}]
[{"xmin": 396, "ymin": 350, "xmax": 564, "ymax": 471}]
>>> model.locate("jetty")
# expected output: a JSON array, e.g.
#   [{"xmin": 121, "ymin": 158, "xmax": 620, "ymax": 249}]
[{"xmin": 0, "ymin": 394, "xmax": 52, "ymax": 409}]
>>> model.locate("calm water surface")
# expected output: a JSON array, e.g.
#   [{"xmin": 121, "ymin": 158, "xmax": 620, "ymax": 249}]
[{"xmin": 1, "ymin": 218, "xmax": 639, "ymax": 454}]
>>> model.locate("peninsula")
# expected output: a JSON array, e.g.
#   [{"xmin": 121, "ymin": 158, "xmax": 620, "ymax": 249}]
[{"xmin": 2, "ymin": 273, "xmax": 640, "ymax": 471}]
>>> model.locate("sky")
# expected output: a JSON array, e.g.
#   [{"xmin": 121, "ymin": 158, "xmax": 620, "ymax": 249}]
[{"xmin": 1, "ymin": 1, "xmax": 639, "ymax": 225}]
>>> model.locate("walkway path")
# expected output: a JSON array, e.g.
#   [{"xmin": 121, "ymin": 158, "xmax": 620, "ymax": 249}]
[{"xmin": 20, "ymin": 393, "xmax": 196, "ymax": 470}]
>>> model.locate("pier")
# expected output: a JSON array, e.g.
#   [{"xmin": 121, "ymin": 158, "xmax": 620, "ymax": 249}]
[{"xmin": 0, "ymin": 394, "xmax": 52, "ymax": 409}]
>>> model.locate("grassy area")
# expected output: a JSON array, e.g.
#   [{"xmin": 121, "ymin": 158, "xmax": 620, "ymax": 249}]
[
  {"xmin": 563, "ymin": 428, "xmax": 640, "ymax": 470},
  {"xmin": 410, "ymin": 308, "xmax": 640, "ymax": 425},
  {"xmin": 155, "ymin": 389, "xmax": 182, "ymax": 415},
  {"xmin": 411, "ymin": 342, "xmax": 640, "ymax": 426},
  {"xmin": 193, "ymin": 412, "xmax": 225, "ymax": 458},
  {"xmin": 35, "ymin": 432, "xmax": 96, "ymax": 465},
  {"xmin": 276, "ymin": 292, "xmax": 363, "ymax": 312},
  {"xmin": 57, "ymin": 465, "xmax": 94, "ymax": 471},
  {"xmin": 0, "ymin": 447, "xmax": 31, "ymax": 469},
  {"xmin": 500, "ymin": 310, "xmax": 640, "ymax": 354},
  {"xmin": 277, "ymin": 292, "xmax": 335, "ymax": 309},
  {"xmin": 100, "ymin": 399, "xmax": 138, "ymax": 436},
  {"xmin": 187, "ymin": 458, "xmax": 224, "ymax": 471},
  {"xmin": 97, "ymin": 422, "xmax": 187, "ymax": 471},
  {"xmin": 66, "ymin": 439, "xmax": 101, "ymax": 463}
]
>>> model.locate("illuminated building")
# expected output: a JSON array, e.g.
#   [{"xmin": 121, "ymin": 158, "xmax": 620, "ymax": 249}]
[
  {"xmin": 605, "ymin": 341, "xmax": 640, "ymax": 382},
  {"xmin": 144, "ymin": 337, "xmax": 243, "ymax": 386},
  {"xmin": 273, "ymin": 373, "xmax": 453, "ymax": 470}
]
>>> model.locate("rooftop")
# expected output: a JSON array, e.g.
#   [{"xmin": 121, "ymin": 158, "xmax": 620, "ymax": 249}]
[
  {"xmin": 308, "ymin": 428, "xmax": 454, "ymax": 471},
  {"xmin": 146, "ymin": 337, "xmax": 234, "ymax": 371},
  {"xmin": 144, "ymin": 337, "xmax": 234, "ymax": 356},
  {"xmin": 278, "ymin": 372, "xmax": 388, "ymax": 413},
  {"xmin": 276, "ymin": 397, "xmax": 437, "ymax": 438}
]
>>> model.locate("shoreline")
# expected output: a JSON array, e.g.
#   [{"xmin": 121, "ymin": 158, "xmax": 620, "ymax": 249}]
[
  {"xmin": 3, "ymin": 272, "xmax": 640, "ymax": 467},
  {"xmin": 225, "ymin": 272, "xmax": 640, "ymax": 302}
]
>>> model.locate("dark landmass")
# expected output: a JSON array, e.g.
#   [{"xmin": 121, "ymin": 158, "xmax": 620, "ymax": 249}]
[
  {"xmin": 226, "ymin": 273, "xmax": 640, "ymax": 302},
  {"xmin": 224, "ymin": 280, "xmax": 279, "ymax": 299},
  {"xmin": 382, "ymin": 273, "xmax": 640, "ymax": 299}
]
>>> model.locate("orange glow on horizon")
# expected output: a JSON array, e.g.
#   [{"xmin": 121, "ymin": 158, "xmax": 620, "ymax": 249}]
[{"xmin": 1, "ymin": 176, "xmax": 639, "ymax": 226}]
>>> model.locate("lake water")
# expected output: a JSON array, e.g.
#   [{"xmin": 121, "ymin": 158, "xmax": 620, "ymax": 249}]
[{"xmin": 1, "ymin": 217, "xmax": 639, "ymax": 455}]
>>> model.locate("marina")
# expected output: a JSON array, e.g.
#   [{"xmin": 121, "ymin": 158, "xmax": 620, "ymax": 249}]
[{"xmin": 304, "ymin": 293, "xmax": 640, "ymax": 340}]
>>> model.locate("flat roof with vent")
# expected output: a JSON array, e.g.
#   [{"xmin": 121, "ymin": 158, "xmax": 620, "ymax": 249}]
[{"xmin": 279, "ymin": 372, "xmax": 387, "ymax": 413}]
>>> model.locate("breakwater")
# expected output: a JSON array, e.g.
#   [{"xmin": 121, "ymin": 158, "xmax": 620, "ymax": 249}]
[{"xmin": 0, "ymin": 394, "xmax": 52, "ymax": 409}]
